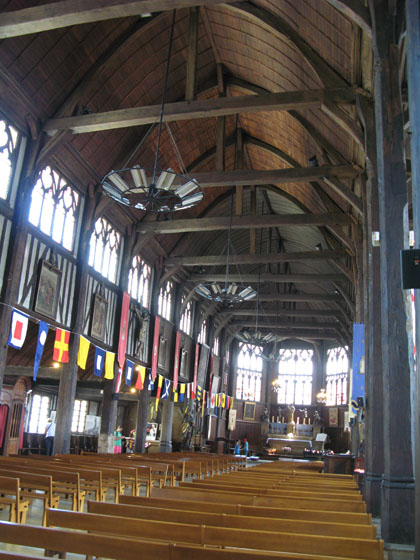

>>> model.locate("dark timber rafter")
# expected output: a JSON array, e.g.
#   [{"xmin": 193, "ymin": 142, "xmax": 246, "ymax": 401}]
[
  {"xmin": 0, "ymin": 0, "xmax": 243, "ymax": 38},
  {"xmin": 43, "ymin": 88, "xmax": 358, "ymax": 135},
  {"xmin": 189, "ymin": 272, "xmax": 349, "ymax": 283}
]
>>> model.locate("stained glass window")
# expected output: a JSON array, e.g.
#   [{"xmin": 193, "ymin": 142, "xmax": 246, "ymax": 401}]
[
  {"xmin": 180, "ymin": 296, "xmax": 193, "ymax": 335},
  {"xmin": 236, "ymin": 343, "xmax": 263, "ymax": 401},
  {"xmin": 326, "ymin": 347, "xmax": 349, "ymax": 405},
  {"xmin": 88, "ymin": 217, "xmax": 121, "ymax": 283},
  {"xmin": 128, "ymin": 255, "xmax": 152, "ymax": 308},
  {"xmin": 198, "ymin": 319, "xmax": 207, "ymax": 344},
  {"xmin": 158, "ymin": 280, "xmax": 174, "ymax": 321},
  {"xmin": 276, "ymin": 348, "xmax": 313, "ymax": 405}
]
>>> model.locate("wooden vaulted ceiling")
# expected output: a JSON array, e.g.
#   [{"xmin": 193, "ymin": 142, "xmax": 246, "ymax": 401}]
[{"xmin": 0, "ymin": 0, "xmax": 371, "ymax": 347}]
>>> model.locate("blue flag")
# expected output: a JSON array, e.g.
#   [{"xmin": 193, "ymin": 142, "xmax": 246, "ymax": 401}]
[
  {"xmin": 351, "ymin": 323, "xmax": 365, "ymax": 413},
  {"xmin": 125, "ymin": 359, "xmax": 134, "ymax": 386},
  {"xmin": 162, "ymin": 378, "xmax": 171, "ymax": 399},
  {"xmin": 148, "ymin": 374, "xmax": 154, "ymax": 391},
  {"xmin": 34, "ymin": 321, "xmax": 49, "ymax": 381},
  {"xmin": 94, "ymin": 347, "xmax": 106, "ymax": 377}
]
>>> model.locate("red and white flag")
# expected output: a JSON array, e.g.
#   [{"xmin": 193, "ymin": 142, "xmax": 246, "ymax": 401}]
[
  {"xmin": 151, "ymin": 316, "xmax": 160, "ymax": 381},
  {"xmin": 8, "ymin": 309, "xmax": 29, "ymax": 349},
  {"xmin": 118, "ymin": 291, "xmax": 130, "ymax": 369}
]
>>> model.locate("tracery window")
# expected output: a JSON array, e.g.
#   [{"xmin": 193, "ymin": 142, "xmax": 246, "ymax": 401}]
[
  {"xmin": 128, "ymin": 255, "xmax": 151, "ymax": 308},
  {"xmin": 276, "ymin": 348, "xmax": 313, "ymax": 405},
  {"xmin": 180, "ymin": 296, "xmax": 192, "ymax": 335},
  {"xmin": 71, "ymin": 399, "xmax": 88, "ymax": 433},
  {"xmin": 88, "ymin": 217, "xmax": 121, "ymax": 283},
  {"xmin": 28, "ymin": 165, "xmax": 80, "ymax": 251},
  {"xmin": 0, "ymin": 118, "xmax": 20, "ymax": 200},
  {"xmin": 326, "ymin": 347, "xmax": 349, "ymax": 405},
  {"xmin": 213, "ymin": 336, "xmax": 220, "ymax": 356},
  {"xmin": 158, "ymin": 280, "xmax": 173, "ymax": 321},
  {"xmin": 236, "ymin": 343, "xmax": 263, "ymax": 401},
  {"xmin": 198, "ymin": 319, "xmax": 207, "ymax": 344}
]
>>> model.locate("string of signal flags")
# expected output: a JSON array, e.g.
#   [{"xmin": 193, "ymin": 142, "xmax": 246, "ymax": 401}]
[{"xmin": 8, "ymin": 306, "xmax": 235, "ymax": 411}]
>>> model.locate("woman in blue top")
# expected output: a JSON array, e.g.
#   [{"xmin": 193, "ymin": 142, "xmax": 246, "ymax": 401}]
[
  {"xmin": 234, "ymin": 440, "xmax": 241, "ymax": 455},
  {"xmin": 243, "ymin": 438, "xmax": 249, "ymax": 456}
]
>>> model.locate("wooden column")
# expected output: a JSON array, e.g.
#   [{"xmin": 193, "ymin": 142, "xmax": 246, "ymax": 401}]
[
  {"xmin": 369, "ymin": 0, "xmax": 414, "ymax": 544},
  {"xmin": 405, "ymin": 1, "xmax": 420, "ymax": 554},
  {"xmin": 357, "ymin": 96, "xmax": 384, "ymax": 518},
  {"xmin": 185, "ymin": 7, "xmax": 199, "ymax": 102}
]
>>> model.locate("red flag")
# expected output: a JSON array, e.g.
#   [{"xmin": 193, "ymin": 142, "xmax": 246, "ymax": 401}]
[
  {"xmin": 192, "ymin": 343, "xmax": 199, "ymax": 399},
  {"xmin": 118, "ymin": 291, "xmax": 130, "ymax": 368},
  {"xmin": 135, "ymin": 366, "xmax": 146, "ymax": 390},
  {"xmin": 53, "ymin": 329, "xmax": 70, "ymax": 363},
  {"xmin": 151, "ymin": 316, "xmax": 160, "ymax": 381},
  {"xmin": 173, "ymin": 331, "xmax": 181, "ymax": 391}
]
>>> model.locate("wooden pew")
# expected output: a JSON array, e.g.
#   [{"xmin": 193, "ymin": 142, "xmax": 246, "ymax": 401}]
[
  {"xmin": 45, "ymin": 508, "xmax": 384, "ymax": 560},
  {"xmin": 0, "ymin": 477, "xmax": 29, "ymax": 523},
  {"xmin": 148, "ymin": 486, "xmax": 367, "ymax": 513},
  {"xmin": 88, "ymin": 500, "xmax": 377, "ymax": 539},
  {"xmin": 0, "ymin": 520, "xmax": 368, "ymax": 560},
  {"xmin": 119, "ymin": 495, "xmax": 372, "ymax": 526}
]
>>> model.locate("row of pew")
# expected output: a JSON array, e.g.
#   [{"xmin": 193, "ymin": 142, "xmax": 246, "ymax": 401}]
[{"xmin": 0, "ymin": 453, "xmax": 383, "ymax": 560}]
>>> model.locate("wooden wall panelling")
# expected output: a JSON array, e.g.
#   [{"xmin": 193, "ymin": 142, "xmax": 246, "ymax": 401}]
[{"xmin": 0, "ymin": 214, "xmax": 12, "ymax": 295}]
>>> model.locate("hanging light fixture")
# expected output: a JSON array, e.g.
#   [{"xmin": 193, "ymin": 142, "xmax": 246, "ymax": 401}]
[
  {"xmin": 195, "ymin": 192, "xmax": 256, "ymax": 307},
  {"xmin": 101, "ymin": 10, "xmax": 203, "ymax": 213}
]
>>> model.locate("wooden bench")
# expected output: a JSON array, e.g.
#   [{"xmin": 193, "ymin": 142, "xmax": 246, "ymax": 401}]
[
  {"xmin": 120, "ymin": 494, "xmax": 372, "ymax": 525},
  {"xmin": 45, "ymin": 507, "xmax": 384, "ymax": 560},
  {"xmin": 88, "ymin": 499, "xmax": 377, "ymax": 539},
  {"xmin": 0, "ymin": 477, "xmax": 29, "ymax": 524},
  {"xmin": 0, "ymin": 520, "xmax": 370, "ymax": 560}
]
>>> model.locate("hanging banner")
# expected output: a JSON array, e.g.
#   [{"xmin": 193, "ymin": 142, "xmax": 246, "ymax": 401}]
[
  {"xmin": 94, "ymin": 347, "xmax": 105, "ymax": 377},
  {"xmin": 151, "ymin": 316, "xmax": 160, "ymax": 381},
  {"xmin": 351, "ymin": 323, "xmax": 365, "ymax": 413},
  {"xmin": 53, "ymin": 329, "xmax": 70, "ymax": 363},
  {"xmin": 125, "ymin": 359, "xmax": 134, "ymax": 386},
  {"xmin": 104, "ymin": 351, "xmax": 115, "ymax": 379},
  {"xmin": 135, "ymin": 365, "xmax": 146, "ymax": 390},
  {"xmin": 77, "ymin": 336, "xmax": 90, "ymax": 370},
  {"xmin": 34, "ymin": 321, "xmax": 49, "ymax": 381},
  {"xmin": 173, "ymin": 331, "xmax": 181, "ymax": 391},
  {"xmin": 192, "ymin": 343, "xmax": 199, "ymax": 398},
  {"xmin": 118, "ymin": 291, "xmax": 130, "ymax": 368},
  {"xmin": 8, "ymin": 309, "xmax": 29, "ymax": 350}
]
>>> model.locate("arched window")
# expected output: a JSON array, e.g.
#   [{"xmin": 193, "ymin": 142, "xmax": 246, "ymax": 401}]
[
  {"xmin": 29, "ymin": 165, "xmax": 80, "ymax": 251},
  {"xmin": 198, "ymin": 319, "xmax": 207, "ymax": 344},
  {"xmin": 213, "ymin": 336, "xmax": 220, "ymax": 356},
  {"xmin": 88, "ymin": 217, "xmax": 121, "ymax": 283},
  {"xmin": 180, "ymin": 296, "xmax": 193, "ymax": 335},
  {"xmin": 128, "ymin": 255, "xmax": 152, "ymax": 308},
  {"xmin": 236, "ymin": 343, "xmax": 263, "ymax": 401},
  {"xmin": 0, "ymin": 117, "xmax": 20, "ymax": 201},
  {"xmin": 326, "ymin": 347, "xmax": 349, "ymax": 405},
  {"xmin": 158, "ymin": 280, "xmax": 174, "ymax": 321},
  {"xmin": 276, "ymin": 348, "xmax": 313, "ymax": 405}
]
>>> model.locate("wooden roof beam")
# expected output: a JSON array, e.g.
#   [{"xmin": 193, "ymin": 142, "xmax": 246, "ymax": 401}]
[
  {"xmin": 165, "ymin": 248, "xmax": 348, "ymax": 266},
  {"xmin": 43, "ymin": 88, "xmax": 358, "ymax": 134},
  {"xmin": 0, "ymin": 1, "xmax": 242, "ymax": 39},
  {"xmin": 136, "ymin": 211, "xmax": 354, "ymax": 234},
  {"xmin": 218, "ymin": 308, "xmax": 342, "ymax": 318},
  {"xmin": 189, "ymin": 273, "xmax": 349, "ymax": 283},
  {"xmin": 324, "ymin": 0, "xmax": 372, "ymax": 37},
  {"xmin": 232, "ymin": 320, "xmax": 340, "ymax": 330}
]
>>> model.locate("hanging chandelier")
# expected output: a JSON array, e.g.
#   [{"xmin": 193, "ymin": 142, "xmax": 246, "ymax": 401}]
[
  {"xmin": 194, "ymin": 192, "xmax": 256, "ymax": 306},
  {"xmin": 101, "ymin": 10, "xmax": 203, "ymax": 213}
]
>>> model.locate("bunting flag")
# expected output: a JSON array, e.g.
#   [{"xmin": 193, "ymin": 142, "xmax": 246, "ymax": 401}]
[
  {"xmin": 151, "ymin": 316, "xmax": 160, "ymax": 381},
  {"xmin": 118, "ymin": 291, "xmax": 130, "ymax": 368},
  {"xmin": 192, "ymin": 343, "xmax": 199, "ymax": 398},
  {"xmin": 221, "ymin": 393, "xmax": 226, "ymax": 409},
  {"xmin": 210, "ymin": 392, "xmax": 215, "ymax": 408},
  {"xmin": 155, "ymin": 375, "xmax": 163, "ymax": 411},
  {"xmin": 171, "ymin": 386, "xmax": 178, "ymax": 402},
  {"xmin": 104, "ymin": 351, "xmax": 115, "ymax": 379},
  {"xmin": 94, "ymin": 347, "xmax": 105, "ymax": 377},
  {"xmin": 135, "ymin": 365, "xmax": 146, "ymax": 390},
  {"xmin": 226, "ymin": 396, "xmax": 231, "ymax": 410},
  {"xmin": 173, "ymin": 331, "xmax": 181, "ymax": 391},
  {"xmin": 196, "ymin": 385, "xmax": 203, "ymax": 402},
  {"xmin": 162, "ymin": 378, "xmax": 171, "ymax": 400},
  {"xmin": 77, "ymin": 336, "xmax": 90, "ymax": 370},
  {"xmin": 33, "ymin": 321, "xmax": 49, "ymax": 381},
  {"xmin": 148, "ymin": 375, "xmax": 154, "ymax": 391},
  {"xmin": 206, "ymin": 391, "xmax": 210, "ymax": 408},
  {"xmin": 115, "ymin": 367, "xmax": 123, "ymax": 393},
  {"xmin": 230, "ymin": 397, "xmax": 234, "ymax": 409},
  {"xmin": 201, "ymin": 390, "xmax": 206, "ymax": 417},
  {"xmin": 178, "ymin": 383, "xmax": 186, "ymax": 403},
  {"xmin": 125, "ymin": 359, "xmax": 134, "ymax": 386},
  {"xmin": 215, "ymin": 393, "xmax": 220, "ymax": 408},
  {"xmin": 186, "ymin": 383, "xmax": 191, "ymax": 400},
  {"xmin": 8, "ymin": 309, "xmax": 29, "ymax": 350},
  {"xmin": 53, "ymin": 328, "xmax": 70, "ymax": 363}
]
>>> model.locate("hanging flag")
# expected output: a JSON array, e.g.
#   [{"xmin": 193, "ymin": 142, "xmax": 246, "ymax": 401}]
[
  {"xmin": 151, "ymin": 316, "xmax": 160, "ymax": 381},
  {"xmin": 210, "ymin": 392, "xmax": 215, "ymax": 408},
  {"xmin": 135, "ymin": 365, "xmax": 146, "ymax": 390},
  {"xmin": 230, "ymin": 397, "xmax": 234, "ymax": 410},
  {"xmin": 8, "ymin": 309, "xmax": 29, "ymax": 350},
  {"xmin": 77, "ymin": 336, "xmax": 90, "ymax": 370},
  {"xmin": 162, "ymin": 378, "xmax": 171, "ymax": 399},
  {"xmin": 115, "ymin": 367, "xmax": 123, "ymax": 393},
  {"xmin": 148, "ymin": 374, "xmax": 154, "ymax": 391},
  {"xmin": 351, "ymin": 323, "xmax": 365, "ymax": 415},
  {"xmin": 226, "ymin": 396, "xmax": 231, "ymax": 410},
  {"xmin": 221, "ymin": 393, "xmax": 226, "ymax": 409},
  {"xmin": 94, "ymin": 347, "xmax": 105, "ymax": 377},
  {"xmin": 201, "ymin": 390, "xmax": 206, "ymax": 417},
  {"xmin": 118, "ymin": 291, "xmax": 130, "ymax": 369},
  {"xmin": 53, "ymin": 329, "xmax": 70, "ymax": 363},
  {"xmin": 206, "ymin": 391, "xmax": 210, "ymax": 408},
  {"xmin": 173, "ymin": 331, "xmax": 181, "ymax": 391},
  {"xmin": 179, "ymin": 383, "xmax": 186, "ymax": 403},
  {"xmin": 155, "ymin": 375, "xmax": 163, "ymax": 411},
  {"xmin": 192, "ymin": 343, "xmax": 199, "ymax": 399},
  {"xmin": 125, "ymin": 359, "xmax": 134, "ymax": 386},
  {"xmin": 186, "ymin": 383, "xmax": 191, "ymax": 400},
  {"xmin": 104, "ymin": 351, "xmax": 115, "ymax": 379},
  {"xmin": 33, "ymin": 321, "xmax": 49, "ymax": 381},
  {"xmin": 196, "ymin": 385, "xmax": 203, "ymax": 401}
]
